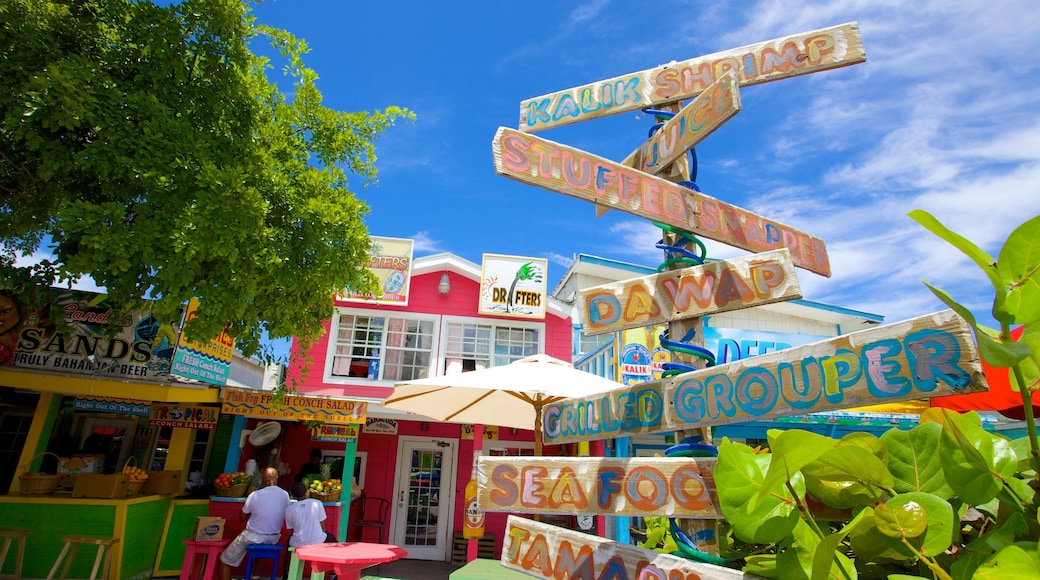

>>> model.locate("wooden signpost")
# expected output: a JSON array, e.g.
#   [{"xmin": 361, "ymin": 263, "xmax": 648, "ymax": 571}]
[
  {"xmin": 542, "ymin": 309, "xmax": 986, "ymax": 445},
  {"xmin": 580, "ymin": 248, "xmax": 801, "ymax": 336},
  {"xmin": 502, "ymin": 516, "xmax": 753, "ymax": 579},
  {"xmin": 622, "ymin": 72, "xmax": 741, "ymax": 175},
  {"xmin": 477, "ymin": 456, "xmax": 720, "ymax": 518},
  {"xmin": 518, "ymin": 22, "xmax": 865, "ymax": 133},
  {"xmin": 492, "ymin": 127, "xmax": 831, "ymax": 277}
]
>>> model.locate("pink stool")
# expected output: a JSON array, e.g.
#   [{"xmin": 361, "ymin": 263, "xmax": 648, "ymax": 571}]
[{"xmin": 180, "ymin": 539, "xmax": 231, "ymax": 580}]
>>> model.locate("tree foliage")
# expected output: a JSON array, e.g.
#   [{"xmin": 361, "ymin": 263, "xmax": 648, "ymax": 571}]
[{"xmin": 0, "ymin": 0, "xmax": 412, "ymax": 358}]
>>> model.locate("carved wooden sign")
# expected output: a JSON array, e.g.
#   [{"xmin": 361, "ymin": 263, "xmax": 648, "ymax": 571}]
[
  {"xmin": 502, "ymin": 516, "xmax": 754, "ymax": 579},
  {"xmin": 477, "ymin": 456, "xmax": 720, "ymax": 518},
  {"xmin": 622, "ymin": 72, "xmax": 741, "ymax": 175},
  {"xmin": 580, "ymin": 248, "xmax": 801, "ymax": 336},
  {"xmin": 542, "ymin": 310, "xmax": 987, "ymax": 444},
  {"xmin": 492, "ymin": 127, "xmax": 831, "ymax": 277},
  {"xmin": 518, "ymin": 22, "xmax": 865, "ymax": 133}
]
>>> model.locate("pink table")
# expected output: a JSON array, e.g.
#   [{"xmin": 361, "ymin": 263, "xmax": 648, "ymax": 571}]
[{"xmin": 294, "ymin": 542, "xmax": 408, "ymax": 580}]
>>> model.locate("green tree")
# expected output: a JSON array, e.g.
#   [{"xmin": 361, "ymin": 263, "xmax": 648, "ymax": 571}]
[{"xmin": 0, "ymin": 0, "xmax": 412, "ymax": 358}]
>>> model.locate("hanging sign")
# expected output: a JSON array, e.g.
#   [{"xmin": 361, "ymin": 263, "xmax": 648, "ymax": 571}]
[
  {"xmin": 462, "ymin": 424, "xmax": 499, "ymax": 440},
  {"xmin": 543, "ymin": 310, "xmax": 987, "ymax": 444},
  {"xmin": 479, "ymin": 254, "xmax": 548, "ymax": 319},
  {"xmin": 311, "ymin": 424, "xmax": 359, "ymax": 443},
  {"xmin": 477, "ymin": 456, "xmax": 719, "ymax": 518},
  {"xmin": 362, "ymin": 417, "xmax": 398, "ymax": 434},
  {"xmin": 221, "ymin": 389, "xmax": 368, "ymax": 424},
  {"xmin": 492, "ymin": 127, "xmax": 831, "ymax": 277},
  {"xmin": 338, "ymin": 236, "xmax": 415, "ymax": 305},
  {"xmin": 171, "ymin": 297, "xmax": 234, "ymax": 385},
  {"xmin": 580, "ymin": 249, "xmax": 801, "ymax": 336},
  {"xmin": 73, "ymin": 396, "xmax": 151, "ymax": 417},
  {"xmin": 149, "ymin": 404, "xmax": 219, "ymax": 430},
  {"xmin": 518, "ymin": 22, "xmax": 864, "ymax": 132},
  {"xmin": 502, "ymin": 516, "xmax": 751, "ymax": 579}
]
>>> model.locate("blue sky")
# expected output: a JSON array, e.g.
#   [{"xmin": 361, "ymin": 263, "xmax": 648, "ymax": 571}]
[{"xmin": 243, "ymin": 0, "xmax": 1040, "ymax": 329}]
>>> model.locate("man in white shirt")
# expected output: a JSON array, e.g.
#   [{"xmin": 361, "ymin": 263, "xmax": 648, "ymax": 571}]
[
  {"xmin": 286, "ymin": 482, "xmax": 334, "ymax": 547},
  {"xmin": 219, "ymin": 467, "xmax": 290, "ymax": 580}
]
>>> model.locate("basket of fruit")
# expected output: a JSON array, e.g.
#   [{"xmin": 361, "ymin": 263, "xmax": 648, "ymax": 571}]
[
  {"xmin": 18, "ymin": 452, "xmax": 61, "ymax": 495},
  {"xmin": 122, "ymin": 456, "xmax": 149, "ymax": 497},
  {"xmin": 214, "ymin": 472, "xmax": 250, "ymax": 497},
  {"xmin": 307, "ymin": 463, "xmax": 342, "ymax": 502}
]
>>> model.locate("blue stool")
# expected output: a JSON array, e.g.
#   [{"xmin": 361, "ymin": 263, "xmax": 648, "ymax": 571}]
[{"xmin": 243, "ymin": 543, "xmax": 284, "ymax": 580}]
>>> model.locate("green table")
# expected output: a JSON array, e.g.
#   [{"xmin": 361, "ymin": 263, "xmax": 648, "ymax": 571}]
[{"xmin": 449, "ymin": 558, "xmax": 531, "ymax": 580}]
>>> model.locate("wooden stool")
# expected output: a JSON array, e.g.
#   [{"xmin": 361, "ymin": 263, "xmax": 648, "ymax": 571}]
[
  {"xmin": 285, "ymin": 546, "xmax": 326, "ymax": 580},
  {"xmin": 0, "ymin": 528, "xmax": 31, "ymax": 580},
  {"xmin": 47, "ymin": 535, "xmax": 119, "ymax": 580},
  {"xmin": 180, "ymin": 539, "xmax": 231, "ymax": 580},
  {"xmin": 243, "ymin": 543, "xmax": 284, "ymax": 580}
]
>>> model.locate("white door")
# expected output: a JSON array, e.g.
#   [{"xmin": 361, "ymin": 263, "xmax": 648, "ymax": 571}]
[{"xmin": 391, "ymin": 437, "xmax": 458, "ymax": 561}]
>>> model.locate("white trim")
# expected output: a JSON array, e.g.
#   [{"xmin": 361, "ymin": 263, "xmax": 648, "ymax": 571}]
[
  {"xmin": 322, "ymin": 307, "xmax": 442, "ymax": 387},
  {"xmin": 439, "ymin": 315, "xmax": 546, "ymax": 373}
]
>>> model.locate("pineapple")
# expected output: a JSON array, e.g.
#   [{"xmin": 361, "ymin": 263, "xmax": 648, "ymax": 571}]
[{"xmin": 319, "ymin": 461, "xmax": 332, "ymax": 482}]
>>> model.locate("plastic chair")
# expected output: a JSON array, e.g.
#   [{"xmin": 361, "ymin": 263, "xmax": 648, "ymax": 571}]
[
  {"xmin": 351, "ymin": 496, "xmax": 391, "ymax": 544},
  {"xmin": 243, "ymin": 543, "xmax": 284, "ymax": 580},
  {"xmin": 180, "ymin": 539, "xmax": 231, "ymax": 580}
]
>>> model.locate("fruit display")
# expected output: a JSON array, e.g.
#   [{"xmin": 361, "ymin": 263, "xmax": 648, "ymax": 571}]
[
  {"xmin": 122, "ymin": 464, "xmax": 149, "ymax": 481},
  {"xmin": 214, "ymin": 471, "xmax": 249, "ymax": 489},
  {"xmin": 308, "ymin": 462, "xmax": 343, "ymax": 499}
]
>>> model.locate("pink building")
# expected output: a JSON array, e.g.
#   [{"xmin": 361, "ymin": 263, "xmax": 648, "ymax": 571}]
[{"xmin": 286, "ymin": 252, "xmax": 575, "ymax": 562}]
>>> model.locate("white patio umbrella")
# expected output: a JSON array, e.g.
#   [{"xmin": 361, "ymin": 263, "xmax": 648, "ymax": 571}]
[{"xmin": 382, "ymin": 353, "xmax": 621, "ymax": 454}]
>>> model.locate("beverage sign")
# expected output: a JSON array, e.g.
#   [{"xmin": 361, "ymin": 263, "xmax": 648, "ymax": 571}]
[
  {"xmin": 543, "ymin": 310, "xmax": 986, "ymax": 444},
  {"xmin": 6, "ymin": 288, "xmax": 183, "ymax": 381},
  {"xmin": 580, "ymin": 249, "xmax": 801, "ymax": 336},
  {"xmin": 518, "ymin": 22, "xmax": 865, "ymax": 132},
  {"xmin": 338, "ymin": 236, "xmax": 414, "ymax": 305},
  {"xmin": 493, "ymin": 127, "xmax": 831, "ymax": 276},
  {"xmin": 478, "ymin": 456, "xmax": 719, "ymax": 518},
  {"xmin": 311, "ymin": 424, "xmax": 359, "ymax": 443},
  {"xmin": 479, "ymin": 254, "xmax": 548, "ymax": 319},
  {"xmin": 221, "ymin": 389, "xmax": 368, "ymax": 424},
  {"xmin": 171, "ymin": 297, "xmax": 234, "ymax": 385},
  {"xmin": 149, "ymin": 404, "xmax": 219, "ymax": 430},
  {"xmin": 622, "ymin": 72, "xmax": 741, "ymax": 175},
  {"xmin": 502, "ymin": 516, "xmax": 751, "ymax": 579}
]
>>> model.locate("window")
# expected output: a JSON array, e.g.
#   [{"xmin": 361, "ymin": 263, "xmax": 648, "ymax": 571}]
[
  {"xmin": 329, "ymin": 311, "xmax": 437, "ymax": 381},
  {"xmin": 443, "ymin": 320, "xmax": 540, "ymax": 373}
]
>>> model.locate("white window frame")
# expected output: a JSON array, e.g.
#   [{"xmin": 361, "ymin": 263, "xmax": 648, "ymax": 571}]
[
  {"xmin": 439, "ymin": 315, "xmax": 545, "ymax": 374},
  {"xmin": 323, "ymin": 308, "xmax": 441, "ymax": 386}
]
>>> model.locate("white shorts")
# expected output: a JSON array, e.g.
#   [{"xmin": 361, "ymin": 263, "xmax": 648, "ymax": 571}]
[{"xmin": 220, "ymin": 529, "xmax": 282, "ymax": 567}]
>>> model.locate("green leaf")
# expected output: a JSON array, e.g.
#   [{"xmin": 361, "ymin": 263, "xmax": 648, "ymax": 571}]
[
  {"xmin": 742, "ymin": 554, "xmax": 778, "ymax": 578},
  {"xmin": 874, "ymin": 500, "xmax": 928, "ymax": 539},
  {"xmin": 882, "ymin": 422, "xmax": 955, "ymax": 498},
  {"xmin": 879, "ymin": 492, "xmax": 956, "ymax": 558},
  {"xmin": 802, "ymin": 444, "xmax": 893, "ymax": 508},
  {"xmin": 972, "ymin": 543, "xmax": 1040, "ymax": 578},
  {"xmin": 714, "ymin": 438, "xmax": 801, "ymax": 544},
  {"xmin": 922, "ymin": 282, "xmax": 1031, "ymax": 367},
  {"xmin": 777, "ymin": 518, "xmax": 857, "ymax": 580},
  {"xmin": 939, "ymin": 411, "xmax": 1017, "ymax": 505},
  {"xmin": 753, "ymin": 430, "xmax": 835, "ymax": 510},
  {"xmin": 908, "ymin": 209, "xmax": 1008, "ymax": 319},
  {"xmin": 849, "ymin": 507, "xmax": 913, "ymax": 562},
  {"xmin": 997, "ymin": 214, "xmax": 1040, "ymax": 325},
  {"xmin": 811, "ymin": 509, "xmax": 870, "ymax": 580}
]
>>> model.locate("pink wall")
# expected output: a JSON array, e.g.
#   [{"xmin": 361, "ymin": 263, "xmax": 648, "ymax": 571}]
[{"xmin": 281, "ymin": 265, "xmax": 574, "ymax": 557}]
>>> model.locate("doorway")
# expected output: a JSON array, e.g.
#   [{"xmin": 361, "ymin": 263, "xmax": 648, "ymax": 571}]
[{"xmin": 391, "ymin": 437, "xmax": 457, "ymax": 561}]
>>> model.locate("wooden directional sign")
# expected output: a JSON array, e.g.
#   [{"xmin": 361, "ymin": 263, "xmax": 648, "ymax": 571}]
[
  {"xmin": 519, "ymin": 22, "xmax": 865, "ymax": 133},
  {"xmin": 542, "ymin": 310, "xmax": 987, "ymax": 445},
  {"xmin": 580, "ymin": 248, "xmax": 801, "ymax": 336},
  {"xmin": 502, "ymin": 516, "xmax": 753, "ymax": 579},
  {"xmin": 493, "ymin": 127, "xmax": 831, "ymax": 276},
  {"xmin": 477, "ymin": 456, "xmax": 720, "ymax": 518},
  {"xmin": 622, "ymin": 72, "xmax": 741, "ymax": 175}
]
